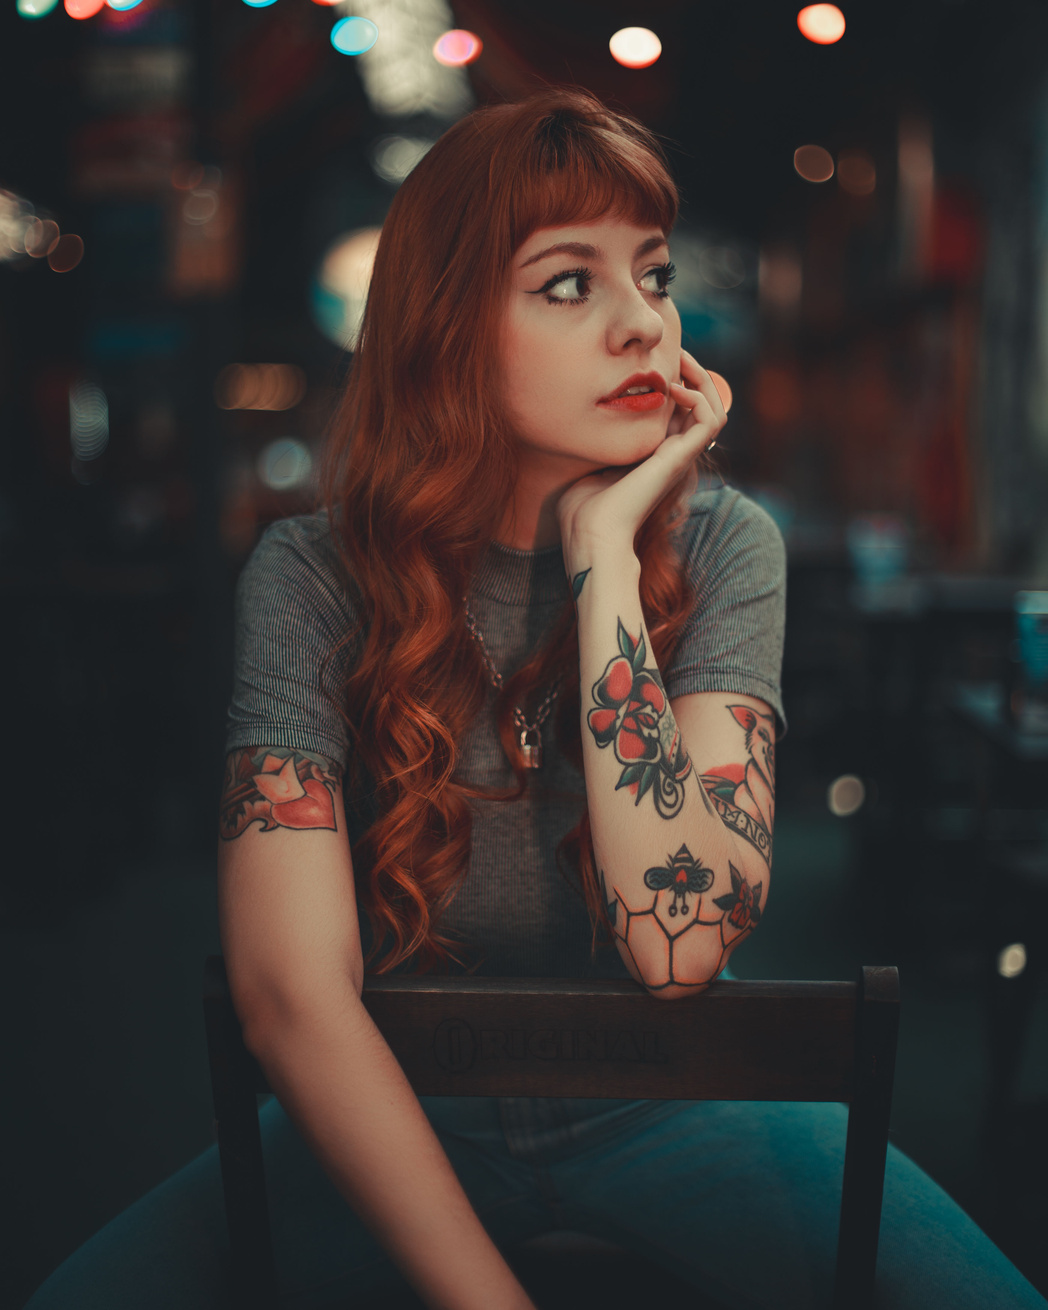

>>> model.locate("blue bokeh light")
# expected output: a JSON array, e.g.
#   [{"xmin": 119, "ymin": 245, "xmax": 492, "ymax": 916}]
[{"xmin": 331, "ymin": 16, "xmax": 379, "ymax": 55}]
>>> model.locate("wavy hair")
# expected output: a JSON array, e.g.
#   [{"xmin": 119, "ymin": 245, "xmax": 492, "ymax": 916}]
[{"xmin": 319, "ymin": 87, "xmax": 700, "ymax": 973}]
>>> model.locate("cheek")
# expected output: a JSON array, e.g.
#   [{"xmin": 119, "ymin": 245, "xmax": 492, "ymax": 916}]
[
  {"xmin": 505, "ymin": 326, "xmax": 573, "ymax": 410},
  {"xmin": 663, "ymin": 304, "xmax": 682, "ymax": 360}
]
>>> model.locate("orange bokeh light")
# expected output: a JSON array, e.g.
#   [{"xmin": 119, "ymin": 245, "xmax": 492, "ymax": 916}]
[
  {"xmin": 708, "ymin": 370, "xmax": 733, "ymax": 414},
  {"xmin": 65, "ymin": 0, "xmax": 105, "ymax": 16},
  {"xmin": 797, "ymin": 4, "xmax": 845, "ymax": 45},
  {"xmin": 48, "ymin": 234, "xmax": 84, "ymax": 272},
  {"xmin": 837, "ymin": 148, "xmax": 876, "ymax": 196},
  {"xmin": 432, "ymin": 29, "xmax": 482, "ymax": 67},
  {"xmin": 794, "ymin": 144, "xmax": 834, "ymax": 183}
]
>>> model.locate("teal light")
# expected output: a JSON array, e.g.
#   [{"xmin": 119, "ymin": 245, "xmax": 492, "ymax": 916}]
[
  {"xmin": 107, "ymin": 0, "xmax": 144, "ymax": 9},
  {"xmin": 17, "ymin": 0, "xmax": 60, "ymax": 17},
  {"xmin": 242, "ymin": 0, "xmax": 278, "ymax": 8},
  {"xmin": 331, "ymin": 16, "xmax": 378, "ymax": 55}
]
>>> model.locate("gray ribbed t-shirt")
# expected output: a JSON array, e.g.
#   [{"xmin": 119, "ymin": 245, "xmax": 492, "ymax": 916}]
[{"xmin": 225, "ymin": 485, "xmax": 786, "ymax": 979}]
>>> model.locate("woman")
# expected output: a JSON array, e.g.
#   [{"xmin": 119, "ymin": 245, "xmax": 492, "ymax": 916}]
[{"xmin": 26, "ymin": 89, "xmax": 1046, "ymax": 1310}]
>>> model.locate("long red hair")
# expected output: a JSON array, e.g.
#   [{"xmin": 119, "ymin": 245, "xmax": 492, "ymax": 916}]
[{"xmin": 319, "ymin": 88, "xmax": 699, "ymax": 973}]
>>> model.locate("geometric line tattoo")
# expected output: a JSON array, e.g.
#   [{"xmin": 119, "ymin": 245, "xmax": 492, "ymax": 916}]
[{"xmin": 600, "ymin": 854, "xmax": 763, "ymax": 992}]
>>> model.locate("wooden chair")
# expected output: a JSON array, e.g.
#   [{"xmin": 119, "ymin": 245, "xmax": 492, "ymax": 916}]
[{"xmin": 202, "ymin": 957, "xmax": 900, "ymax": 1310}]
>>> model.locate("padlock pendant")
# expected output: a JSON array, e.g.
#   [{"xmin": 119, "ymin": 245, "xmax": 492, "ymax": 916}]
[{"xmin": 520, "ymin": 726, "xmax": 542, "ymax": 769}]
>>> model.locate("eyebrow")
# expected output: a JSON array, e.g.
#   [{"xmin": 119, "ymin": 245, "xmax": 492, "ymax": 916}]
[{"xmin": 519, "ymin": 234, "xmax": 668, "ymax": 269}]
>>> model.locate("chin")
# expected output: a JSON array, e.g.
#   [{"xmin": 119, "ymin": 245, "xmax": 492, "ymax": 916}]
[{"xmin": 613, "ymin": 425, "xmax": 669, "ymax": 464}]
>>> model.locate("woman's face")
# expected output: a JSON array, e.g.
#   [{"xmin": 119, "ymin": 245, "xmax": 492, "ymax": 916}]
[{"xmin": 500, "ymin": 214, "xmax": 683, "ymax": 474}]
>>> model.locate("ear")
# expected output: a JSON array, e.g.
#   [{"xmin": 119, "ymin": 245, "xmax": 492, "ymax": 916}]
[{"xmin": 729, "ymin": 705, "xmax": 757, "ymax": 733}]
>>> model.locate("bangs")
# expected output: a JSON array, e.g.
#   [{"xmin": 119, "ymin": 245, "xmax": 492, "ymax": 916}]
[{"xmin": 499, "ymin": 108, "xmax": 679, "ymax": 254}]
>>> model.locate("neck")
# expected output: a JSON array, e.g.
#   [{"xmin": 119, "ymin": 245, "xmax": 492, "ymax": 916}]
[{"xmin": 495, "ymin": 452, "xmax": 598, "ymax": 551}]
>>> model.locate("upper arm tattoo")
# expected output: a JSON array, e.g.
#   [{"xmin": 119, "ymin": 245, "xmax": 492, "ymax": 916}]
[
  {"xmin": 219, "ymin": 747, "xmax": 341, "ymax": 841},
  {"xmin": 700, "ymin": 704, "xmax": 776, "ymax": 863},
  {"xmin": 586, "ymin": 619, "xmax": 692, "ymax": 819}
]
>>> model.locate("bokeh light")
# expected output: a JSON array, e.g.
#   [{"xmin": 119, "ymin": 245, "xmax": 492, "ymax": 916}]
[
  {"xmin": 708, "ymin": 371, "xmax": 733, "ymax": 414},
  {"xmin": 182, "ymin": 189, "xmax": 219, "ymax": 225},
  {"xmin": 242, "ymin": 0, "xmax": 278, "ymax": 7},
  {"xmin": 257, "ymin": 439, "xmax": 313, "ymax": 491},
  {"xmin": 794, "ymin": 144, "xmax": 834, "ymax": 183},
  {"xmin": 699, "ymin": 246, "xmax": 746, "ymax": 290},
  {"xmin": 996, "ymin": 943, "xmax": 1027, "ymax": 979},
  {"xmin": 171, "ymin": 162, "xmax": 206, "ymax": 191},
  {"xmin": 48, "ymin": 234, "xmax": 84, "ymax": 272},
  {"xmin": 24, "ymin": 218, "xmax": 60, "ymax": 257},
  {"xmin": 69, "ymin": 381, "xmax": 110, "ymax": 462},
  {"xmin": 64, "ymin": 0, "xmax": 105, "ymax": 15},
  {"xmin": 214, "ymin": 364, "xmax": 307, "ymax": 412},
  {"xmin": 312, "ymin": 227, "xmax": 382, "ymax": 351},
  {"xmin": 758, "ymin": 248, "xmax": 803, "ymax": 317},
  {"xmin": 827, "ymin": 774, "xmax": 865, "ymax": 817},
  {"xmin": 17, "ymin": 0, "xmax": 60, "ymax": 17},
  {"xmin": 0, "ymin": 192, "xmax": 35, "ymax": 261},
  {"xmin": 609, "ymin": 27, "xmax": 662, "ymax": 69},
  {"xmin": 331, "ymin": 16, "xmax": 379, "ymax": 55},
  {"xmin": 371, "ymin": 136, "xmax": 433, "ymax": 185},
  {"xmin": 837, "ymin": 148, "xmax": 876, "ymax": 197},
  {"xmin": 105, "ymin": 0, "xmax": 143, "ymax": 9},
  {"xmin": 98, "ymin": 0, "xmax": 149, "ymax": 29},
  {"xmin": 797, "ymin": 4, "xmax": 846, "ymax": 44},
  {"xmin": 433, "ymin": 29, "xmax": 482, "ymax": 67}
]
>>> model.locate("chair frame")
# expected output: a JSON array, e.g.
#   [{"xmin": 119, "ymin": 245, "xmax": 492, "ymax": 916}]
[{"xmin": 203, "ymin": 958, "xmax": 899, "ymax": 1310}]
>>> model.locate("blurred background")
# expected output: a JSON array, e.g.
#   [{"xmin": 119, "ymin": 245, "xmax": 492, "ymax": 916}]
[{"xmin": 3, "ymin": 0, "xmax": 1048, "ymax": 1304}]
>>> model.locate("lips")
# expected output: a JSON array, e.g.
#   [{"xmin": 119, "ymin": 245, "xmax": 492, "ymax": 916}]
[{"xmin": 598, "ymin": 371, "xmax": 668, "ymax": 404}]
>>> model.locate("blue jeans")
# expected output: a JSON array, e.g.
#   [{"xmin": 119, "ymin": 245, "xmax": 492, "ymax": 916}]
[{"xmin": 24, "ymin": 1087, "xmax": 1047, "ymax": 1310}]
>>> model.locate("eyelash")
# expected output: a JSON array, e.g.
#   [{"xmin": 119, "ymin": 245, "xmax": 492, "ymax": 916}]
[{"xmin": 538, "ymin": 261, "xmax": 677, "ymax": 306}]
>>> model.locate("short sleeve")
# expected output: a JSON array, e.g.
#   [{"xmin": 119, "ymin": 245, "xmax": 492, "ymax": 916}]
[
  {"xmin": 662, "ymin": 487, "xmax": 788, "ymax": 738},
  {"xmin": 224, "ymin": 513, "xmax": 364, "ymax": 767}
]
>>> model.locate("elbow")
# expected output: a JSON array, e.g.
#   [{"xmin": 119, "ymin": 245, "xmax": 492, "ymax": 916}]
[
  {"xmin": 616, "ymin": 935, "xmax": 726, "ymax": 1000},
  {"xmin": 234, "ymin": 967, "xmax": 365, "ymax": 1062},
  {"xmin": 645, "ymin": 979, "xmax": 712, "ymax": 1001}
]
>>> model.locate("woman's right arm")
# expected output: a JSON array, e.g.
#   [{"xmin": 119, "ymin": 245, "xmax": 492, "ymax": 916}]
[{"xmin": 217, "ymin": 746, "xmax": 537, "ymax": 1310}]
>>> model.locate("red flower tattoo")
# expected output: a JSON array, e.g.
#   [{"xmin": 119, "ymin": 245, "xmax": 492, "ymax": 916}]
[
  {"xmin": 713, "ymin": 862, "xmax": 763, "ymax": 931},
  {"xmin": 588, "ymin": 620, "xmax": 692, "ymax": 819}
]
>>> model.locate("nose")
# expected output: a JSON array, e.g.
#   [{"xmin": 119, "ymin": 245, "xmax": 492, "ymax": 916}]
[{"xmin": 606, "ymin": 280, "xmax": 665, "ymax": 355}]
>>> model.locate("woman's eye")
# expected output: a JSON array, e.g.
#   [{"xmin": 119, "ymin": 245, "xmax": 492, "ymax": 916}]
[
  {"xmin": 543, "ymin": 268, "xmax": 592, "ymax": 304},
  {"xmin": 640, "ymin": 261, "xmax": 677, "ymax": 298}
]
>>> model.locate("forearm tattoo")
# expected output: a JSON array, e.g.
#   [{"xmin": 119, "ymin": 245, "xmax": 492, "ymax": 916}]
[
  {"xmin": 570, "ymin": 568, "xmax": 590, "ymax": 606},
  {"xmin": 700, "ymin": 705, "xmax": 776, "ymax": 864},
  {"xmin": 601, "ymin": 852, "xmax": 763, "ymax": 992},
  {"xmin": 587, "ymin": 619, "xmax": 692, "ymax": 819},
  {"xmin": 219, "ymin": 747, "xmax": 340, "ymax": 840}
]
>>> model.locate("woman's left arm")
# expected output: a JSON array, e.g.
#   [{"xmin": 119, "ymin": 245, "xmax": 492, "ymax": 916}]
[
  {"xmin": 559, "ymin": 351, "xmax": 773, "ymax": 998},
  {"xmin": 572, "ymin": 551, "xmax": 774, "ymax": 998}
]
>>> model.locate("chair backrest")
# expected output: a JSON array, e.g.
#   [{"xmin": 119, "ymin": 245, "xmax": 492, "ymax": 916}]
[{"xmin": 203, "ymin": 958, "xmax": 899, "ymax": 1310}]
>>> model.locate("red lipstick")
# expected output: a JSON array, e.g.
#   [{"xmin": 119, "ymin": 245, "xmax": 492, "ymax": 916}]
[{"xmin": 597, "ymin": 371, "xmax": 667, "ymax": 413}]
